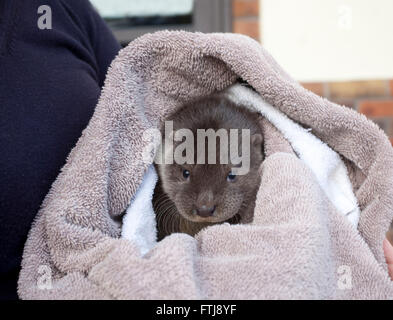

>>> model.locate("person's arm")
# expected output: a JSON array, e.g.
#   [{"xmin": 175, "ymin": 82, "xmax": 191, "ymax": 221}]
[
  {"xmin": 59, "ymin": 0, "xmax": 121, "ymax": 86},
  {"xmin": 0, "ymin": 0, "xmax": 121, "ymax": 300}
]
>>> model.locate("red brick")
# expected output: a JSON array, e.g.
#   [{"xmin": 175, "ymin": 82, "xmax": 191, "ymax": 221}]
[
  {"xmin": 329, "ymin": 80, "xmax": 387, "ymax": 99},
  {"xmin": 232, "ymin": 19, "xmax": 259, "ymax": 40},
  {"xmin": 388, "ymin": 117, "xmax": 393, "ymax": 138},
  {"xmin": 301, "ymin": 82, "xmax": 324, "ymax": 97},
  {"xmin": 390, "ymin": 80, "xmax": 393, "ymax": 96},
  {"xmin": 358, "ymin": 100, "xmax": 393, "ymax": 117},
  {"xmin": 232, "ymin": 0, "xmax": 259, "ymax": 18}
]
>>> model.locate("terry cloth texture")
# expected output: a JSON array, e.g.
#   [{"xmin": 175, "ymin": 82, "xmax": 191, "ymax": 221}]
[
  {"xmin": 121, "ymin": 83, "xmax": 360, "ymax": 258},
  {"xmin": 0, "ymin": 0, "xmax": 121, "ymax": 300},
  {"xmin": 224, "ymin": 84, "xmax": 360, "ymax": 226},
  {"xmin": 18, "ymin": 31, "xmax": 393, "ymax": 299}
]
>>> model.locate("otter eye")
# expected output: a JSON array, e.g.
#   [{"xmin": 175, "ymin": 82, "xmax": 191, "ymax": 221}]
[
  {"xmin": 182, "ymin": 169, "xmax": 190, "ymax": 179},
  {"xmin": 227, "ymin": 172, "xmax": 236, "ymax": 182}
]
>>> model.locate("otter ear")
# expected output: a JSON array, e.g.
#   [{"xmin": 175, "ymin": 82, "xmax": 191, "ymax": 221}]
[{"xmin": 251, "ymin": 133, "xmax": 263, "ymax": 157}]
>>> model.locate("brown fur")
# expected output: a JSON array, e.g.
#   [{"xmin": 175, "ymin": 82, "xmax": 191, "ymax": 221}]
[{"xmin": 153, "ymin": 96, "xmax": 264, "ymax": 239}]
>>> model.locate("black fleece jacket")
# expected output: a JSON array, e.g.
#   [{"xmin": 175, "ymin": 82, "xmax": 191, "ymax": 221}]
[{"xmin": 0, "ymin": 0, "xmax": 121, "ymax": 299}]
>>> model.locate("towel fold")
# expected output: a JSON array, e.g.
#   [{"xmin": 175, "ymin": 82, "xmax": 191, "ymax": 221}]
[
  {"xmin": 18, "ymin": 31, "xmax": 393, "ymax": 299},
  {"xmin": 225, "ymin": 84, "xmax": 360, "ymax": 226},
  {"xmin": 122, "ymin": 83, "xmax": 361, "ymax": 256}
]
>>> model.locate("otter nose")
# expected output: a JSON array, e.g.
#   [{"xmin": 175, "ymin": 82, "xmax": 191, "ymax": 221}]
[{"xmin": 195, "ymin": 205, "xmax": 216, "ymax": 217}]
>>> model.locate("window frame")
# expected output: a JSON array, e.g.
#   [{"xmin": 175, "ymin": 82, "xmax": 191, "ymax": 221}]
[{"xmin": 108, "ymin": 0, "xmax": 232, "ymax": 46}]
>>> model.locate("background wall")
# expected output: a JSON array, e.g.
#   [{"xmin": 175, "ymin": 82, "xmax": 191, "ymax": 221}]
[
  {"xmin": 261, "ymin": 0, "xmax": 393, "ymax": 82},
  {"xmin": 232, "ymin": 0, "xmax": 393, "ymax": 145}
]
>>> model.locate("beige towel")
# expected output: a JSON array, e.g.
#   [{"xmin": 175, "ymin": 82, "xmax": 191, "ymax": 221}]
[{"xmin": 18, "ymin": 31, "xmax": 393, "ymax": 299}]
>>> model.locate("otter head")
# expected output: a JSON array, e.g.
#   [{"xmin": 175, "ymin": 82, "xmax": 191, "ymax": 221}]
[{"xmin": 156, "ymin": 97, "xmax": 264, "ymax": 224}]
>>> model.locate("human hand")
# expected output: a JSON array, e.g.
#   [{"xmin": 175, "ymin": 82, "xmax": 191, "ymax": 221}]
[{"xmin": 383, "ymin": 238, "xmax": 393, "ymax": 280}]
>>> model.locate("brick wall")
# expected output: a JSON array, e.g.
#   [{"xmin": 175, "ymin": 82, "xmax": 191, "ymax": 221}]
[
  {"xmin": 302, "ymin": 81, "xmax": 393, "ymax": 145},
  {"xmin": 232, "ymin": 0, "xmax": 260, "ymax": 41},
  {"xmin": 231, "ymin": 0, "xmax": 393, "ymax": 145}
]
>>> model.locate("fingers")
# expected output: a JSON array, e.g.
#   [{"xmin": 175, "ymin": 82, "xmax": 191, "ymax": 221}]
[{"xmin": 383, "ymin": 238, "xmax": 393, "ymax": 280}]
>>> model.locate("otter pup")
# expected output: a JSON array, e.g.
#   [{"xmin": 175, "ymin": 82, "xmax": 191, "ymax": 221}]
[{"xmin": 153, "ymin": 95, "xmax": 264, "ymax": 240}]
